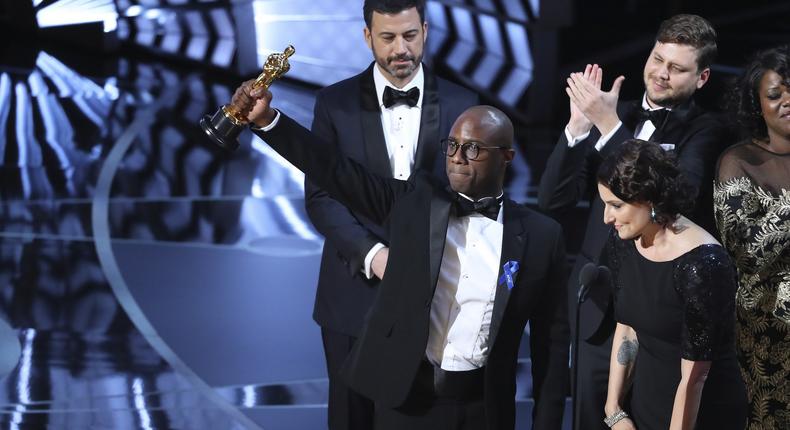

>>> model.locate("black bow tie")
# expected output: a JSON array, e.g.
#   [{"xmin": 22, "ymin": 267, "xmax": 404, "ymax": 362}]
[
  {"xmin": 637, "ymin": 107, "xmax": 670, "ymax": 127},
  {"xmin": 453, "ymin": 194, "xmax": 502, "ymax": 221},
  {"xmin": 382, "ymin": 86, "xmax": 420, "ymax": 108}
]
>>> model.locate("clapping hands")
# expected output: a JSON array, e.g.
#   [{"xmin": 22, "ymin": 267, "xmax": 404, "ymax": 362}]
[{"xmin": 566, "ymin": 64, "xmax": 625, "ymax": 137}]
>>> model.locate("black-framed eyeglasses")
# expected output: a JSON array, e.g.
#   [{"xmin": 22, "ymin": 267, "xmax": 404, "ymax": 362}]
[{"xmin": 441, "ymin": 138, "xmax": 509, "ymax": 161}]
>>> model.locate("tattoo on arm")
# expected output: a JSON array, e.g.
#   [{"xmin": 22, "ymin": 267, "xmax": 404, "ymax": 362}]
[{"xmin": 616, "ymin": 336, "xmax": 638, "ymax": 365}]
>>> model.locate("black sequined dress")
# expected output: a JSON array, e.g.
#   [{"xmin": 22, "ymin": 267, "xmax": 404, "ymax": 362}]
[{"xmin": 607, "ymin": 232, "xmax": 746, "ymax": 430}]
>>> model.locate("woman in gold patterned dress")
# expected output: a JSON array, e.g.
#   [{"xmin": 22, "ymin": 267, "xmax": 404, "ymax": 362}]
[{"xmin": 714, "ymin": 45, "xmax": 790, "ymax": 429}]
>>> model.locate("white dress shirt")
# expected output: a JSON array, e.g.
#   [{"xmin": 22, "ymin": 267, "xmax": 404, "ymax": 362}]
[
  {"xmin": 258, "ymin": 111, "xmax": 504, "ymax": 369},
  {"xmin": 426, "ymin": 193, "xmax": 504, "ymax": 371},
  {"xmin": 363, "ymin": 65, "xmax": 425, "ymax": 278},
  {"xmin": 372, "ymin": 64, "xmax": 424, "ymax": 180},
  {"xmin": 565, "ymin": 93, "xmax": 672, "ymax": 150}
]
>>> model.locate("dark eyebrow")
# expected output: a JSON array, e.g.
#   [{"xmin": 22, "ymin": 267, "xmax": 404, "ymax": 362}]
[
  {"xmin": 448, "ymin": 139, "xmax": 487, "ymax": 146},
  {"xmin": 379, "ymin": 28, "xmax": 419, "ymax": 37}
]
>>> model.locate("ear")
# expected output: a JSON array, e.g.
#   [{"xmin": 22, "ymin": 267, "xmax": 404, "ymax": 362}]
[
  {"xmin": 423, "ymin": 21, "xmax": 428, "ymax": 44},
  {"xmin": 503, "ymin": 149, "xmax": 515, "ymax": 163},
  {"xmin": 363, "ymin": 26, "xmax": 372, "ymax": 50},
  {"xmin": 696, "ymin": 67, "xmax": 710, "ymax": 89}
]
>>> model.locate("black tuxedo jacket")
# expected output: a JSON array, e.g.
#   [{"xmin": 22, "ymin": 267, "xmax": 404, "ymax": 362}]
[
  {"xmin": 306, "ymin": 63, "xmax": 478, "ymax": 337},
  {"xmin": 538, "ymin": 98, "xmax": 727, "ymax": 339},
  {"xmin": 257, "ymin": 115, "xmax": 569, "ymax": 430}
]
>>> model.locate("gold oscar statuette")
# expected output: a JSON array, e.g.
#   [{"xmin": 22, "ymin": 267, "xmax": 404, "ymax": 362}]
[{"xmin": 200, "ymin": 45, "xmax": 295, "ymax": 151}]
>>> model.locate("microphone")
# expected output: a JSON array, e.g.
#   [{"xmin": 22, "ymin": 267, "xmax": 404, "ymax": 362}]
[
  {"xmin": 573, "ymin": 263, "xmax": 610, "ymax": 430},
  {"xmin": 578, "ymin": 263, "xmax": 599, "ymax": 303},
  {"xmin": 578, "ymin": 263, "xmax": 611, "ymax": 303}
]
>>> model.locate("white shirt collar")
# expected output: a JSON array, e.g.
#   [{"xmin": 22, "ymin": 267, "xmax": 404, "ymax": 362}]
[
  {"xmin": 373, "ymin": 63, "xmax": 424, "ymax": 109},
  {"xmin": 457, "ymin": 191, "xmax": 505, "ymax": 202}
]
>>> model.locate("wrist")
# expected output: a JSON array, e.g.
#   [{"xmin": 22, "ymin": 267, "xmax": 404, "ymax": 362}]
[
  {"xmin": 603, "ymin": 408, "xmax": 629, "ymax": 428},
  {"xmin": 595, "ymin": 114, "xmax": 620, "ymax": 137},
  {"xmin": 604, "ymin": 403, "xmax": 622, "ymax": 417},
  {"xmin": 252, "ymin": 109, "xmax": 276, "ymax": 128},
  {"xmin": 363, "ymin": 243, "xmax": 387, "ymax": 279},
  {"xmin": 372, "ymin": 246, "xmax": 388, "ymax": 263},
  {"xmin": 567, "ymin": 119, "xmax": 592, "ymax": 137}
]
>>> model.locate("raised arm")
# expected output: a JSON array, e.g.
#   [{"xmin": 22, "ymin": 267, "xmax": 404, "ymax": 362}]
[
  {"xmin": 231, "ymin": 81, "xmax": 409, "ymax": 225},
  {"xmin": 538, "ymin": 65, "xmax": 605, "ymax": 214},
  {"xmin": 538, "ymin": 130, "xmax": 600, "ymax": 214},
  {"xmin": 539, "ymin": 66, "xmax": 631, "ymax": 215}
]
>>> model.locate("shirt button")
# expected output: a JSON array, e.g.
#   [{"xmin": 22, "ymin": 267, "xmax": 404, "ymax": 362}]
[{"xmin": 463, "ymin": 274, "xmax": 469, "ymax": 279}]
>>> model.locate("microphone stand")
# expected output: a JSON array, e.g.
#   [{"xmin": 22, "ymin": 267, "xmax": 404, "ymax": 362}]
[{"xmin": 573, "ymin": 270, "xmax": 593, "ymax": 430}]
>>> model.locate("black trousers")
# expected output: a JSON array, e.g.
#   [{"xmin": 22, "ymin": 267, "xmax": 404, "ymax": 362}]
[
  {"xmin": 374, "ymin": 361, "xmax": 486, "ymax": 430},
  {"xmin": 322, "ymin": 328, "xmax": 375, "ymax": 430}
]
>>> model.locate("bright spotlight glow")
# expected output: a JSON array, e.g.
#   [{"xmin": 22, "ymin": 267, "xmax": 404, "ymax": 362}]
[
  {"xmin": 35, "ymin": 0, "xmax": 118, "ymax": 29},
  {"xmin": 104, "ymin": 17, "xmax": 117, "ymax": 33},
  {"xmin": 143, "ymin": 8, "xmax": 163, "ymax": 21},
  {"xmin": 125, "ymin": 5, "xmax": 143, "ymax": 17}
]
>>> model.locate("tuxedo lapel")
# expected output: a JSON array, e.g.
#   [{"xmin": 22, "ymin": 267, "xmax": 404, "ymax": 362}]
[
  {"xmin": 428, "ymin": 187, "xmax": 452, "ymax": 295},
  {"xmin": 359, "ymin": 64, "xmax": 393, "ymax": 178},
  {"xmin": 652, "ymin": 98, "xmax": 697, "ymax": 145},
  {"xmin": 413, "ymin": 69, "xmax": 441, "ymax": 172},
  {"xmin": 620, "ymin": 100, "xmax": 642, "ymax": 133},
  {"xmin": 486, "ymin": 199, "xmax": 528, "ymax": 350}
]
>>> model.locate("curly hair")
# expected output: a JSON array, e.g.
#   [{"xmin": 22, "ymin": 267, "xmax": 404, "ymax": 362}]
[
  {"xmin": 656, "ymin": 14, "xmax": 717, "ymax": 70},
  {"xmin": 729, "ymin": 45, "xmax": 790, "ymax": 140},
  {"xmin": 597, "ymin": 140, "xmax": 695, "ymax": 226}
]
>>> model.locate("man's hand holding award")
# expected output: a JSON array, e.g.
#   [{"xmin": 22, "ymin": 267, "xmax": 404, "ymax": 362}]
[{"xmin": 200, "ymin": 45, "xmax": 294, "ymax": 151}]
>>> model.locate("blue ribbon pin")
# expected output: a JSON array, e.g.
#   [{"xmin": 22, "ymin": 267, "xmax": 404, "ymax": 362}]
[{"xmin": 498, "ymin": 261, "xmax": 520, "ymax": 290}]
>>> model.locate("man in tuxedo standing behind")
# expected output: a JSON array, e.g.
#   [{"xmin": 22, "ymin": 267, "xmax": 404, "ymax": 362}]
[
  {"xmin": 305, "ymin": 1, "xmax": 477, "ymax": 429},
  {"xmin": 538, "ymin": 14, "xmax": 727, "ymax": 430}
]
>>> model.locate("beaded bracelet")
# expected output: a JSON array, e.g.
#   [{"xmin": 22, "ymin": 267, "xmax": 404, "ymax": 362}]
[{"xmin": 603, "ymin": 409, "xmax": 629, "ymax": 427}]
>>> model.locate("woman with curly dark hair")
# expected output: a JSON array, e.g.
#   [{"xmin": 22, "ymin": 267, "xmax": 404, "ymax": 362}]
[
  {"xmin": 598, "ymin": 139, "xmax": 746, "ymax": 430},
  {"xmin": 715, "ymin": 45, "xmax": 790, "ymax": 429}
]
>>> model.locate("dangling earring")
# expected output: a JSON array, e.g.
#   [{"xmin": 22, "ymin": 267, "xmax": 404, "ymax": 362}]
[{"xmin": 650, "ymin": 206, "xmax": 658, "ymax": 223}]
